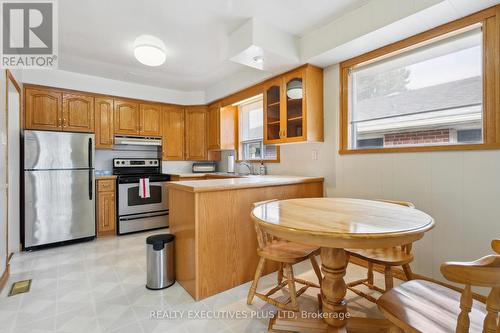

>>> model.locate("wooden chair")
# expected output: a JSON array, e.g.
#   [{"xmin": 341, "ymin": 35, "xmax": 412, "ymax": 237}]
[
  {"xmin": 378, "ymin": 239, "xmax": 500, "ymax": 333},
  {"xmin": 346, "ymin": 200, "xmax": 416, "ymax": 303},
  {"xmin": 247, "ymin": 200, "xmax": 322, "ymax": 311}
]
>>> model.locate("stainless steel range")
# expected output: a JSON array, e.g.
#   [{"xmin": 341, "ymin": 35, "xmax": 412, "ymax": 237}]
[{"xmin": 113, "ymin": 158, "xmax": 170, "ymax": 235}]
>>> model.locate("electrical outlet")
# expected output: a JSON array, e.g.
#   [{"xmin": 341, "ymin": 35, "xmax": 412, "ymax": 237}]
[{"xmin": 312, "ymin": 150, "xmax": 318, "ymax": 160}]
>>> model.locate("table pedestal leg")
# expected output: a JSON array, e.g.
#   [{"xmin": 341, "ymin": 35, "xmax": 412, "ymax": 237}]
[{"xmin": 321, "ymin": 247, "xmax": 348, "ymax": 332}]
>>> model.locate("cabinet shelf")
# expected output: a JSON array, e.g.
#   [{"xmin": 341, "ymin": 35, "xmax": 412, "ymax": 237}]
[
  {"xmin": 267, "ymin": 101, "xmax": 280, "ymax": 107},
  {"xmin": 287, "ymin": 116, "xmax": 303, "ymax": 122},
  {"xmin": 268, "ymin": 120, "xmax": 280, "ymax": 125},
  {"xmin": 286, "ymin": 98, "xmax": 303, "ymax": 104}
]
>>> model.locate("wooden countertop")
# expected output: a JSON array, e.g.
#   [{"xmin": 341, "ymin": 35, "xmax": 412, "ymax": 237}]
[
  {"xmin": 167, "ymin": 175, "xmax": 324, "ymax": 193},
  {"xmin": 95, "ymin": 175, "xmax": 117, "ymax": 180}
]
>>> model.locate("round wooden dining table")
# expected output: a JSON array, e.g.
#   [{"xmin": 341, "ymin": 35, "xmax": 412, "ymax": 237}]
[{"xmin": 251, "ymin": 197, "xmax": 435, "ymax": 333}]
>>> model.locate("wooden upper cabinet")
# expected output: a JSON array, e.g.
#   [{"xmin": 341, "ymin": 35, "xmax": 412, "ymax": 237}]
[
  {"xmin": 140, "ymin": 103, "xmax": 162, "ymax": 136},
  {"xmin": 114, "ymin": 99, "xmax": 140, "ymax": 135},
  {"xmin": 25, "ymin": 87, "xmax": 62, "ymax": 130},
  {"xmin": 220, "ymin": 106, "xmax": 236, "ymax": 150},
  {"xmin": 264, "ymin": 65, "xmax": 324, "ymax": 144},
  {"xmin": 162, "ymin": 106, "xmax": 185, "ymax": 160},
  {"xmin": 207, "ymin": 103, "xmax": 221, "ymax": 150},
  {"xmin": 95, "ymin": 98, "xmax": 114, "ymax": 149},
  {"xmin": 283, "ymin": 69, "xmax": 305, "ymax": 141},
  {"xmin": 185, "ymin": 106, "xmax": 208, "ymax": 161},
  {"xmin": 264, "ymin": 78, "xmax": 282, "ymax": 143},
  {"xmin": 207, "ymin": 103, "xmax": 236, "ymax": 151},
  {"xmin": 62, "ymin": 93, "xmax": 94, "ymax": 132}
]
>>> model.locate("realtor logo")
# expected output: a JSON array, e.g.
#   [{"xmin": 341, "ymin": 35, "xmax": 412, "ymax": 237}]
[{"xmin": 1, "ymin": 0, "xmax": 58, "ymax": 68}]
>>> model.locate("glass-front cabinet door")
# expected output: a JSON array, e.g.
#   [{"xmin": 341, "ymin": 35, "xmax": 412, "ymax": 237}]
[
  {"xmin": 264, "ymin": 79, "xmax": 282, "ymax": 142},
  {"xmin": 284, "ymin": 70, "xmax": 305, "ymax": 141}
]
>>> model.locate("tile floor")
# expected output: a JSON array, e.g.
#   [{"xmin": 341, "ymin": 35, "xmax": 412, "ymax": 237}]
[{"xmin": 0, "ymin": 231, "xmax": 399, "ymax": 333}]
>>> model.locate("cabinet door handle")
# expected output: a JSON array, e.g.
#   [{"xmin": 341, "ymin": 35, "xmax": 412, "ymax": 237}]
[{"xmin": 58, "ymin": 118, "xmax": 62, "ymax": 127}]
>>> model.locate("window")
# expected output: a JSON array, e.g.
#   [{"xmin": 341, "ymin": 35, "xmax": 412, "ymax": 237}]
[
  {"xmin": 357, "ymin": 138, "xmax": 383, "ymax": 148},
  {"xmin": 237, "ymin": 95, "xmax": 279, "ymax": 161},
  {"xmin": 457, "ymin": 129, "xmax": 482, "ymax": 143},
  {"xmin": 340, "ymin": 7, "xmax": 500, "ymax": 154}
]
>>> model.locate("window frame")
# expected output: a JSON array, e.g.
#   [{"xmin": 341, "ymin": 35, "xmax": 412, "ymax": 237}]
[
  {"xmin": 234, "ymin": 95, "xmax": 280, "ymax": 163},
  {"xmin": 339, "ymin": 5, "xmax": 500, "ymax": 154}
]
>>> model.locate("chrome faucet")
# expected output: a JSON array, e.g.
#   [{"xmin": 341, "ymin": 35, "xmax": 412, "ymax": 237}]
[{"xmin": 239, "ymin": 162, "xmax": 253, "ymax": 175}]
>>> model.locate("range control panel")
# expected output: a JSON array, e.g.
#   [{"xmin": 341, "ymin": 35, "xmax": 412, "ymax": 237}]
[{"xmin": 113, "ymin": 159, "xmax": 159, "ymax": 168}]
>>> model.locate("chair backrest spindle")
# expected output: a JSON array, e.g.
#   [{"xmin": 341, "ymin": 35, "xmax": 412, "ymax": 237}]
[
  {"xmin": 483, "ymin": 287, "xmax": 500, "ymax": 333},
  {"xmin": 456, "ymin": 285, "xmax": 473, "ymax": 333},
  {"xmin": 441, "ymin": 240, "xmax": 500, "ymax": 333},
  {"xmin": 252, "ymin": 199, "xmax": 279, "ymax": 250}
]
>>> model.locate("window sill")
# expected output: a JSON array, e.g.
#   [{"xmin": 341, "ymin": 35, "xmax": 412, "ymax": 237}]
[
  {"xmin": 338, "ymin": 143, "xmax": 500, "ymax": 155},
  {"xmin": 236, "ymin": 159, "xmax": 281, "ymax": 164}
]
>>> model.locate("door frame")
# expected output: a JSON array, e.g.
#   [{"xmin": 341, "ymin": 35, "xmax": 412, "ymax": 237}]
[{"xmin": 5, "ymin": 70, "xmax": 21, "ymax": 264}]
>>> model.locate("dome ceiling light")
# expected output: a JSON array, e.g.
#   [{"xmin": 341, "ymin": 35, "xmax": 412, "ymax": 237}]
[
  {"xmin": 286, "ymin": 79, "xmax": 303, "ymax": 99},
  {"xmin": 133, "ymin": 35, "xmax": 166, "ymax": 67},
  {"xmin": 253, "ymin": 55, "xmax": 264, "ymax": 64}
]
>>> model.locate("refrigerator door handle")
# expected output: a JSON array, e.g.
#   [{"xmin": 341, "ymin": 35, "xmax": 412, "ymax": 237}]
[
  {"xmin": 89, "ymin": 170, "xmax": 93, "ymax": 200},
  {"xmin": 88, "ymin": 138, "xmax": 93, "ymax": 168}
]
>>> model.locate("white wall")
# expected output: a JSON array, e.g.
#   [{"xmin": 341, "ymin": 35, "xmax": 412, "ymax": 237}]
[
  {"xmin": 0, "ymin": 70, "xmax": 7, "ymax": 276},
  {"xmin": 265, "ymin": 64, "xmax": 498, "ymax": 283},
  {"xmin": 162, "ymin": 161, "xmax": 196, "ymax": 174},
  {"xmin": 22, "ymin": 69, "xmax": 205, "ymax": 105}
]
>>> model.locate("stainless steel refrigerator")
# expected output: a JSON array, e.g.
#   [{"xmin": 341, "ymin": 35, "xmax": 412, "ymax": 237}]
[{"xmin": 23, "ymin": 130, "xmax": 96, "ymax": 249}]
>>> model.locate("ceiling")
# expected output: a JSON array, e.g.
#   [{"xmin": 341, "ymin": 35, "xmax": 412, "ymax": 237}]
[{"xmin": 58, "ymin": 0, "xmax": 370, "ymax": 91}]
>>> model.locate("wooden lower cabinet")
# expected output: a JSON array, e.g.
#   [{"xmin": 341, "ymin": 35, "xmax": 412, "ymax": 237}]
[
  {"xmin": 96, "ymin": 178, "xmax": 116, "ymax": 237},
  {"xmin": 168, "ymin": 179, "xmax": 324, "ymax": 300}
]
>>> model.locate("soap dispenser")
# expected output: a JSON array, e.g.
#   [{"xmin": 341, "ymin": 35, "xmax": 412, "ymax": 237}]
[{"xmin": 259, "ymin": 162, "xmax": 266, "ymax": 175}]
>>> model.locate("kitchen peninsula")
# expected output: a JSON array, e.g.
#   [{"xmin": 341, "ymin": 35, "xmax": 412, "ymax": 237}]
[{"xmin": 167, "ymin": 175, "xmax": 324, "ymax": 300}]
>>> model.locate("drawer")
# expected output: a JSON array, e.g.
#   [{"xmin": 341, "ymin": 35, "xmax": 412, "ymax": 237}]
[{"xmin": 98, "ymin": 179, "xmax": 115, "ymax": 192}]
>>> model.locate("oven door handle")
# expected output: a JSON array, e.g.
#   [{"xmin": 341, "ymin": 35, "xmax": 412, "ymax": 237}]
[{"xmin": 119, "ymin": 211, "xmax": 168, "ymax": 221}]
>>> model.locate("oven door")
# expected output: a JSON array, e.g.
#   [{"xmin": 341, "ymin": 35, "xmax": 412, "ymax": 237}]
[{"xmin": 118, "ymin": 181, "xmax": 168, "ymax": 216}]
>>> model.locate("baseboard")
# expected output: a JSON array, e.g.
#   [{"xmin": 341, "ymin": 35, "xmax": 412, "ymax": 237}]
[
  {"xmin": 0, "ymin": 264, "xmax": 10, "ymax": 293},
  {"xmin": 348, "ymin": 256, "xmax": 487, "ymax": 303}
]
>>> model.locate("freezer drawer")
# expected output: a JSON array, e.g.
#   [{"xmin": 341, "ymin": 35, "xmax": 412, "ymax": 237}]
[
  {"xmin": 24, "ymin": 169, "xmax": 95, "ymax": 248},
  {"xmin": 118, "ymin": 211, "xmax": 168, "ymax": 235}
]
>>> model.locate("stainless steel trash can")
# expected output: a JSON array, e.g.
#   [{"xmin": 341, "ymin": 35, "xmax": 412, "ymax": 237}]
[{"xmin": 146, "ymin": 234, "xmax": 175, "ymax": 290}]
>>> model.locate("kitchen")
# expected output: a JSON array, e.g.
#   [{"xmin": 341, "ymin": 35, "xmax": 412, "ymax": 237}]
[{"xmin": 1, "ymin": 1, "xmax": 500, "ymax": 333}]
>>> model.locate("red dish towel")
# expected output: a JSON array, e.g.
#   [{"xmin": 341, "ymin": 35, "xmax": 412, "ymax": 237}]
[{"xmin": 139, "ymin": 178, "xmax": 150, "ymax": 198}]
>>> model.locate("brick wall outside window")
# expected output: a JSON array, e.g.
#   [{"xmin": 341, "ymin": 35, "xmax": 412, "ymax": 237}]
[{"xmin": 384, "ymin": 129, "xmax": 450, "ymax": 146}]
